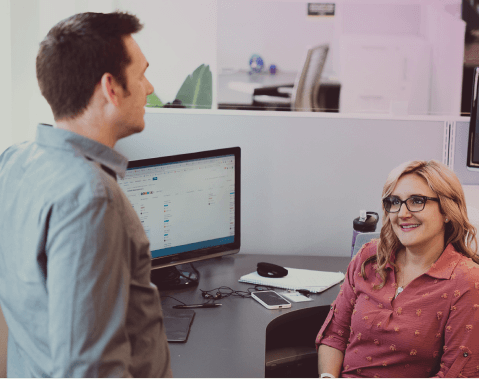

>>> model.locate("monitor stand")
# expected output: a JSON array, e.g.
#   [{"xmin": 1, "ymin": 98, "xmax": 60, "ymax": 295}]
[{"xmin": 151, "ymin": 266, "xmax": 199, "ymax": 290}]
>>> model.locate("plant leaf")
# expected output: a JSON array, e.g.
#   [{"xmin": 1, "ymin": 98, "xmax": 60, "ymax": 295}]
[
  {"xmin": 146, "ymin": 92, "xmax": 163, "ymax": 107},
  {"xmin": 175, "ymin": 64, "xmax": 212, "ymax": 109}
]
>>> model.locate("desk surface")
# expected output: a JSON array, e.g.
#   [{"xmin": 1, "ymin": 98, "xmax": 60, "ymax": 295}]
[
  {"xmin": 218, "ymin": 70, "xmax": 298, "ymax": 106},
  {"xmin": 218, "ymin": 70, "xmax": 340, "ymax": 107},
  {"xmin": 159, "ymin": 253, "xmax": 350, "ymax": 378}
]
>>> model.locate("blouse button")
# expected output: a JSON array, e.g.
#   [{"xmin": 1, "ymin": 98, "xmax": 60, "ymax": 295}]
[{"xmin": 463, "ymin": 352, "xmax": 469, "ymax": 357}]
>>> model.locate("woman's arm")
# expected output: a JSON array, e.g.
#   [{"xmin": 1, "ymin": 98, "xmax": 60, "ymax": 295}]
[
  {"xmin": 431, "ymin": 270, "xmax": 479, "ymax": 378},
  {"xmin": 318, "ymin": 344, "xmax": 344, "ymax": 378},
  {"xmin": 315, "ymin": 244, "xmax": 376, "ymax": 377}
]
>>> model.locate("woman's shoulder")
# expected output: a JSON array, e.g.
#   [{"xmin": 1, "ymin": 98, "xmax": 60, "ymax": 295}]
[
  {"xmin": 348, "ymin": 240, "xmax": 380, "ymax": 275},
  {"xmin": 353, "ymin": 239, "xmax": 379, "ymax": 263},
  {"xmin": 451, "ymin": 250, "xmax": 479, "ymax": 289}
]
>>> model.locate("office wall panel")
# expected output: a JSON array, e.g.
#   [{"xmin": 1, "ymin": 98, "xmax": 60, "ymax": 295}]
[
  {"xmin": 116, "ymin": 113, "xmax": 445, "ymax": 257},
  {"xmin": 449, "ymin": 120, "xmax": 479, "ymax": 185}
]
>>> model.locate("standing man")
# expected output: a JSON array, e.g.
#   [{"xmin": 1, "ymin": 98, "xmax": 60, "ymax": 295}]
[{"xmin": 0, "ymin": 12, "xmax": 171, "ymax": 377}]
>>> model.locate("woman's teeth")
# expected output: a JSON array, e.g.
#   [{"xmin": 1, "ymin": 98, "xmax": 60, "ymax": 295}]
[{"xmin": 401, "ymin": 224, "xmax": 419, "ymax": 229}]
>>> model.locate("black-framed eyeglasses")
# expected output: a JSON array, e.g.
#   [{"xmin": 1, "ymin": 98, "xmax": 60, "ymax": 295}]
[{"xmin": 382, "ymin": 196, "xmax": 439, "ymax": 213}]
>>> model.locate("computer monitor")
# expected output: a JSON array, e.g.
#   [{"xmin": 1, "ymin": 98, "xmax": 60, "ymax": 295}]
[
  {"xmin": 118, "ymin": 147, "xmax": 241, "ymax": 289},
  {"xmin": 467, "ymin": 67, "xmax": 479, "ymax": 172}
]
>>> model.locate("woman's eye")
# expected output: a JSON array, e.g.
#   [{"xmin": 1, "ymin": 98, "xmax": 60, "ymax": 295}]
[
  {"xmin": 412, "ymin": 197, "xmax": 424, "ymax": 204},
  {"xmin": 391, "ymin": 198, "xmax": 400, "ymax": 205}
]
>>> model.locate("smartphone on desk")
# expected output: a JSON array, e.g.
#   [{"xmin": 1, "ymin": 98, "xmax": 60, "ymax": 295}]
[{"xmin": 251, "ymin": 290, "xmax": 292, "ymax": 310}]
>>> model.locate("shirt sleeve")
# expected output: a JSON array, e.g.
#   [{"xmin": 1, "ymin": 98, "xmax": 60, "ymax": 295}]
[
  {"xmin": 46, "ymin": 197, "xmax": 133, "ymax": 377},
  {"xmin": 316, "ymin": 244, "xmax": 369, "ymax": 352},
  {"xmin": 433, "ymin": 268, "xmax": 479, "ymax": 378}
]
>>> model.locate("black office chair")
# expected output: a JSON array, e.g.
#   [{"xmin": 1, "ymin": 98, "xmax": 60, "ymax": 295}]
[
  {"xmin": 265, "ymin": 305, "xmax": 330, "ymax": 378},
  {"xmin": 252, "ymin": 44, "xmax": 329, "ymax": 112},
  {"xmin": 351, "ymin": 232, "xmax": 380, "ymax": 259}
]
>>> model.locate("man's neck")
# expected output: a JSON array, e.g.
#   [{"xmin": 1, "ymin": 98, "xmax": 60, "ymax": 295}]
[{"xmin": 55, "ymin": 114, "xmax": 117, "ymax": 148}]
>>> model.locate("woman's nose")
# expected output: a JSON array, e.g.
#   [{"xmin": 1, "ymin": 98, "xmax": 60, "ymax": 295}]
[{"xmin": 397, "ymin": 201, "xmax": 411, "ymax": 218}]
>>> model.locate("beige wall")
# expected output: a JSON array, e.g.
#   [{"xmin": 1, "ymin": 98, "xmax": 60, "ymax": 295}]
[{"xmin": 0, "ymin": 305, "xmax": 7, "ymax": 378}]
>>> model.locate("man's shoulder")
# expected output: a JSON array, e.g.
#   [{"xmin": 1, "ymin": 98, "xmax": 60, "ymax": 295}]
[
  {"xmin": 50, "ymin": 154, "xmax": 120, "ymax": 208},
  {"xmin": 0, "ymin": 141, "xmax": 32, "ymax": 165},
  {"xmin": 1, "ymin": 140, "xmax": 118, "ymax": 207}
]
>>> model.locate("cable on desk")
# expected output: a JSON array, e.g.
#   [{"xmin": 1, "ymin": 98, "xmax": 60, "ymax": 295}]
[
  {"xmin": 200, "ymin": 285, "xmax": 276, "ymax": 300},
  {"xmin": 252, "ymin": 285, "xmax": 275, "ymax": 292},
  {"xmin": 176, "ymin": 263, "xmax": 200, "ymax": 284},
  {"xmin": 161, "ymin": 282, "xmax": 276, "ymax": 307},
  {"xmin": 161, "ymin": 295, "xmax": 188, "ymax": 305}
]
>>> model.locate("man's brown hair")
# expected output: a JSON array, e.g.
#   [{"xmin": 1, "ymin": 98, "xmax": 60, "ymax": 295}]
[{"xmin": 36, "ymin": 11, "xmax": 143, "ymax": 120}]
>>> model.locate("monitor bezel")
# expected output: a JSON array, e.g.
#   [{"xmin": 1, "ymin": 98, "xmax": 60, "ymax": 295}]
[
  {"xmin": 467, "ymin": 67, "xmax": 479, "ymax": 172},
  {"xmin": 125, "ymin": 147, "xmax": 241, "ymax": 270}
]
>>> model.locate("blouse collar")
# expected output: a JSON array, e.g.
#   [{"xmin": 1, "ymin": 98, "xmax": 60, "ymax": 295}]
[{"xmin": 386, "ymin": 243, "xmax": 462, "ymax": 280}]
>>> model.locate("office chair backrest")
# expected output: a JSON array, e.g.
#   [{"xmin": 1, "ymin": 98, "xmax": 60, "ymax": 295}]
[
  {"xmin": 467, "ymin": 205, "xmax": 479, "ymax": 253},
  {"xmin": 351, "ymin": 232, "xmax": 380, "ymax": 259},
  {"xmin": 291, "ymin": 44, "xmax": 329, "ymax": 112}
]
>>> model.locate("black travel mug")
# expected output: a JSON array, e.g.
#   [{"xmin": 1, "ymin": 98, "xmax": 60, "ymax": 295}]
[{"xmin": 351, "ymin": 211, "xmax": 379, "ymax": 257}]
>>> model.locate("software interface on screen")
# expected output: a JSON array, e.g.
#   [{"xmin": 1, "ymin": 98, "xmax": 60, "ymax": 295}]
[{"xmin": 118, "ymin": 154, "xmax": 235, "ymax": 259}]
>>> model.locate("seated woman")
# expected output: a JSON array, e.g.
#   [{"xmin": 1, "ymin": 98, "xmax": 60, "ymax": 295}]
[{"xmin": 316, "ymin": 160, "xmax": 479, "ymax": 378}]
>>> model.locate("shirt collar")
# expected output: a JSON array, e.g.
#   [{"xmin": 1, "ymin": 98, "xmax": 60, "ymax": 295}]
[
  {"xmin": 35, "ymin": 123, "xmax": 128, "ymax": 179},
  {"xmin": 387, "ymin": 243, "xmax": 461, "ymax": 279},
  {"xmin": 426, "ymin": 243, "xmax": 461, "ymax": 280}
]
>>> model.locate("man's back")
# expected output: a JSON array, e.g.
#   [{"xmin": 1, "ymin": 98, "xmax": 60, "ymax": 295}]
[{"xmin": 0, "ymin": 124, "xmax": 171, "ymax": 377}]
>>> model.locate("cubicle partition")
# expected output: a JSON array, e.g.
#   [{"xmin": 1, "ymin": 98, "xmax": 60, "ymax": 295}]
[
  {"xmin": 448, "ymin": 120, "xmax": 479, "ymax": 185},
  {"xmin": 116, "ymin": 112, "xmax": 457, "ymax": 257}
]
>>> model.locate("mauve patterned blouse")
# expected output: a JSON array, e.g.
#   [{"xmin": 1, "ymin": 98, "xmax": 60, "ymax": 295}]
[{"xmin": 316, "ymin": 241, "xmax": 479, "ymax": 378}]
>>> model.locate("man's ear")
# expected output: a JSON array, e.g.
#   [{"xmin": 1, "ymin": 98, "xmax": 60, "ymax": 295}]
[{"xmin": 100, "ymin": 73, "xmax": 121, "ymax": 107}]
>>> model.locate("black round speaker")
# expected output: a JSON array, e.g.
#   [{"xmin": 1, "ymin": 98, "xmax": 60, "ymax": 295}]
[{"xmin": 257, "ymin": 262, "xmax": 288, "ymax": 278}]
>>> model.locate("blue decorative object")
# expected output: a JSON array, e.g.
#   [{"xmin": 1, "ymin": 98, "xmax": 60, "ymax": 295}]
[
  {"xmin": 249, "ymin": 54, "xmax": 264, "ymax": 74},
  {"xmin": 269, "ymin": 64, "xmax": 277, "ymax": 75}
]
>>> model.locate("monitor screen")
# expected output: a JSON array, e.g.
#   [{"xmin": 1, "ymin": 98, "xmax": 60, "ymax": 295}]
[
  {"xmin": 467, "ymin": 67, "xmax": 479, "ymax": 172},
  {"xmin": 118, "ymin": 147, "xmax": 241, "ymax": 272}
]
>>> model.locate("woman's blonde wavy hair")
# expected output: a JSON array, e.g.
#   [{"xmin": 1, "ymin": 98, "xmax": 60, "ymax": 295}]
[{"xmin": 361, "ymin": 160, "xmax": 478, "ymax": 289}]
